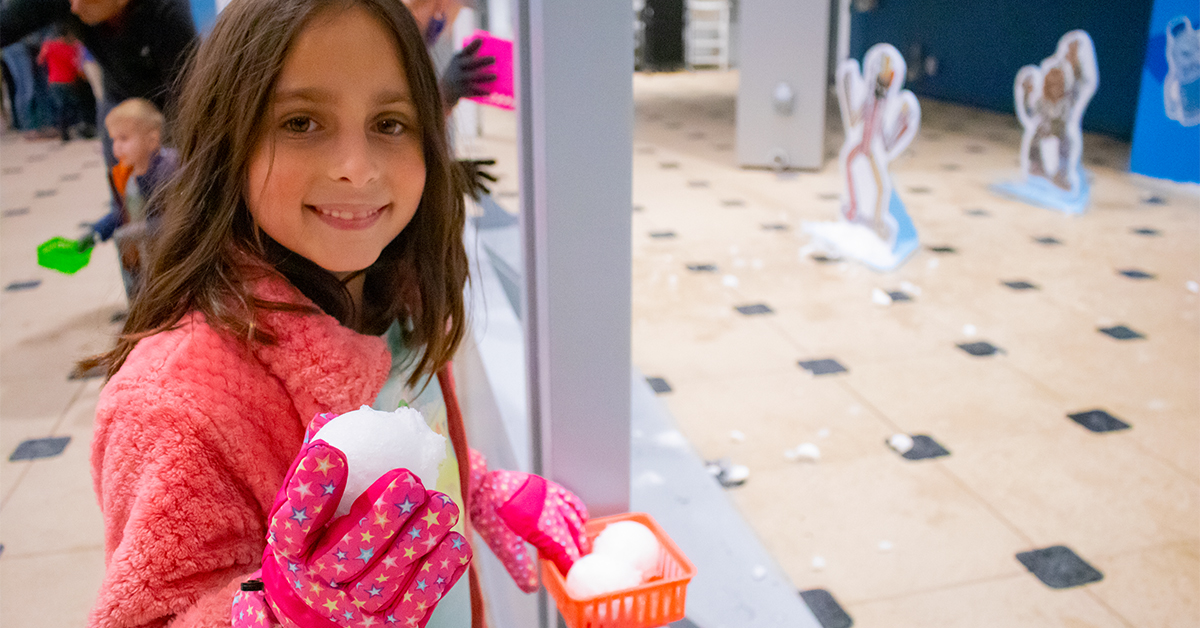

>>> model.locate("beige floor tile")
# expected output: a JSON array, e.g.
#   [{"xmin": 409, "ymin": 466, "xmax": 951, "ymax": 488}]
[
  {"xmin": 659, "ymin": 368, "xmax": 896, "ymax": 466},
  {"xmin": 731, "ymin": 452, "xmax": 1031, "ymax": 603},
  {"xmin": 843, "ymin": 355, "xmax": 1073, "ymax": 446},
  {"xmin": 942, "ymin": 430, "xmax": 1200, "ymax": 560},
  {"xmin": 845, "ymin": 575, "xmax": 1129, "ymax": 628},
  {"xmin": 1120, "ymin": 412, "xmax": 1200, "ymax": 483},
  {"xmin": 1087, "ymin": 542, "xmax": 1200, "ymax": 628},
  {"xmin": 0, "ymin": 413, "xmax": 103, "ymax": 557},
  {"xmin": 632, "ymin": 312, "xmax": 800, "ymax": 383},
  {"xmin": 0, "ymin": 547, "xmax": 104, "ymax": 627}
]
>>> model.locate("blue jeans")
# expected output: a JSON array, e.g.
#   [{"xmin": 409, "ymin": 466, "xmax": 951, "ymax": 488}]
[
  {"xmin": 2, "ymin": 43, "xmax": 35, "ymax": 129},
  {"xmin": 50, "ymin": 82, "xmax": 78, "ymax": 140}
]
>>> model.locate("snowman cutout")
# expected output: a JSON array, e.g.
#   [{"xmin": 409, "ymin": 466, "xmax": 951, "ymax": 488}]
[
  {"xmin": 1165, "ymin": 15, "xmax": 1200, "ymax": 127},
  {"xmin": 836, "ymin": 43, "xmax": 921, "ymax": 245}
]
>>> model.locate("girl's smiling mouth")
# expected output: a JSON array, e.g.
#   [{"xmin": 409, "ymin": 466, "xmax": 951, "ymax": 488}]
[{"xmin": 308, "ymin": 203, "xmax": 389, "ymax": 229}]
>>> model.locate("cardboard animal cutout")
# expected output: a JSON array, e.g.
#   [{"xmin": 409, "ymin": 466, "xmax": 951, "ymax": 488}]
[
  {"xmin": 993, "ymin": 30, "xmax": 1098, "ymax": 214},
  {"xmin": 805, "ymin": 43, "xmax": 921, "ymax": 272},
  {"xmin": 1165, "ymin": 16, "xmax": 1200, "ymax": 126}
]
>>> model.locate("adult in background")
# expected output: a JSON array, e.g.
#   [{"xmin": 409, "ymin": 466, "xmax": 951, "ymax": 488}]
[{"xmin": 1, "ymin": 0, "xmax": 196, "ymax": 167}]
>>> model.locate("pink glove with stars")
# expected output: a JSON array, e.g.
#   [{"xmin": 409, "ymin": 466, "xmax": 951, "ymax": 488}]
[
  {"xmin": 232, "ymin": 412, "xmax": 472, "ymax": 628},
  {"xmin": 468, "ymin": 449, "xmax": 590, "ymax": 593}
]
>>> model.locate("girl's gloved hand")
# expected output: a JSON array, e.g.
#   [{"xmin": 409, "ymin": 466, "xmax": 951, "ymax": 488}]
[
  {"xmin": 440, "ymin": 38, "xmax": 496, "ymax": 109},
  {"xmin": 468, "ymin": 449, "xmax": 589, "ymax": 593},
  {"xmin": 234, "ymin": 413, "xmax": 472, "ymax": 628}
]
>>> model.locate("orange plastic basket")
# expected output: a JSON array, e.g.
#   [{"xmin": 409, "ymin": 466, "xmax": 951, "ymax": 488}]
[{"xmin": 542, "ymin": 512, "xmax": 697, "ymax": 628}]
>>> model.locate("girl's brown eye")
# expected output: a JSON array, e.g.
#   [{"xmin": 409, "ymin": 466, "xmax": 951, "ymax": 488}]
[
  {"xmin": 377, "ymin": 119, "xmax": 405, "ymax": 136},
  {"xmin": 282, "ymin": 116, "xmax": 314, "ymax": 133}
]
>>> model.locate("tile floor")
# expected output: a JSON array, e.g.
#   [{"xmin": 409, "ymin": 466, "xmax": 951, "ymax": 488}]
[{"xmin": 2, "ymin": 70, "xmax": 1198, "ymax": 627}]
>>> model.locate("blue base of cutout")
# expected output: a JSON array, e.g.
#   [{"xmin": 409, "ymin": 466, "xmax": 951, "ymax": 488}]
[
  {"xmin": 799, "ymin": 589, "xmax": 854, "ymax": 628},
  {"xmin": 646, "ymin": 377, "xmax": 672, "ymax": 394},
  {"xmin": 1034, "ymin": 236, "xmax": 1063, "ymax": 245},
  {"xmin": 736, "ymin": 304, "xmax": 773, "ymax": 315},
  {"xmin": 649, "ymin": 231, "xmax": 677, "ymax": 239},
  {"xmin": 799, "ymin": 359, "xmax": 848, "ymax": 376},
  {"xmin": 900, "ymin": 435, "xmax": 950, "ymax": 460},
  {"xmin": 1068, "ymin": 410, "xmax": 1131, "ymax": 433},
  {"xmin": 887, "ymin": 291, "xmax": 912, "ymax": 302},
  {"xmin": 927, "ymin": 245, "xmax": 956, "ymax": 253},
  {"xmin": 1099, "ymin": 325, "xmax": 1145, "ymax": 340},
  {"xmin": 992, "ymin": 167, "xmax": 1090, "ymax": 215},
  {"xmin": 958, "ymin": 341, "xmax": 1001, "ymax": 357},
  {"xmin": 1131, "ymin": 227, "xmax": 1161, "ymax": 236},
  {"xmin": 10, "ymin": 436, "xmax": 71, "ymax": 461},
  {"xmin": 1016, "ymin": 545, "xmax": 1103, "ymax": 589}
]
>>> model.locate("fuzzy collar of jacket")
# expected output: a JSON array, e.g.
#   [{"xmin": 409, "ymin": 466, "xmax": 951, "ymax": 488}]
[{"xmin": 238, "ymin": 267, "xmax": 392, "ymax": 420}]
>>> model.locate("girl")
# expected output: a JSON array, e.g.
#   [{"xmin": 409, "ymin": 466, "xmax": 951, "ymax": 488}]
[{"xmin": 85, "ymin": 1, "xmax": 587, "ymax": 626}]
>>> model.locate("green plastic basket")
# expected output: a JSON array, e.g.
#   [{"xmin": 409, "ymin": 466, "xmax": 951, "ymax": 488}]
[{"xmin": 37, "ymin": 236, "xmax": 92, "ymax": 274}]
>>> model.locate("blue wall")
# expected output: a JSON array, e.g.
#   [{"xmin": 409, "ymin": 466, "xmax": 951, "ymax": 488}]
[{"xmin": 850, "ymin": 1, "xmax": 1152, "ymax": 139}]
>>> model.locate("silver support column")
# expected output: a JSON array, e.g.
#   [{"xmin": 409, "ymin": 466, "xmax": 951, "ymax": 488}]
[
  {"xmin": 515, "ymin": 0, "xmax": 634, "ymax": 590},
  {"xmin": 736, "ymin": 0, "xmax": 833, "ymax": 170}
]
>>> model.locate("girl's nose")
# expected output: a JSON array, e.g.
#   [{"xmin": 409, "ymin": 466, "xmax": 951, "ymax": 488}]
[{"xmin": 328, "ymin": 131, "xmax": 380, "ymax": 186}]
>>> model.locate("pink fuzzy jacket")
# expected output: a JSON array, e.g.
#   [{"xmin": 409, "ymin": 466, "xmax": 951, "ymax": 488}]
[{"xmin": 89, "ymin": 274, "xmax": 393, "ymax": 627}]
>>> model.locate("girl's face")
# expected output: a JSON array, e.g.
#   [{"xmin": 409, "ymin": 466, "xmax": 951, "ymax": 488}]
[{"xmin": 246, "ymin": 6, "xmax": 426, "ymax": 277}]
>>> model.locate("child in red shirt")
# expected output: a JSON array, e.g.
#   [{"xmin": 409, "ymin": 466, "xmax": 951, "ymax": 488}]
[{"xmin": 36, "ymin": 26, "xmax": 82, "ymax": 141}]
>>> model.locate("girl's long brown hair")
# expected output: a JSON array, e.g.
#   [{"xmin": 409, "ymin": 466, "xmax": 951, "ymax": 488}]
[{"xmin": 89, "ymin": 0, "xmax": 468, "ymax": 388}]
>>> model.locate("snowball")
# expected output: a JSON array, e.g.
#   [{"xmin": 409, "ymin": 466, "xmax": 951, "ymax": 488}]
[
  {"xmin": 785, "ymin": 442, "xmax": 821, "ymax": 462},
  {"xmin": 313, "ymin": 405, "xmax": 446, "ymax": 518},
  {"xmin": 592, "ymin": 521, "xmax": 661, "ymax": 581},
  {"xmin": 888, "ymin": 433, "xmax": 915, "ymax": 455},
  {"xmin": 565, "ymin": 553, "xmax": 642, "ymax": 599}
]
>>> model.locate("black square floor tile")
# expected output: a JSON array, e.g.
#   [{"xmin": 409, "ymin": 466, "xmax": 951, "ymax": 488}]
[
  {"xmin": 811, "ymin": 254, "xmax": 840, "ymax": 264},
  {"xmin": 1118, "ymin": 269, "xmax": 1155, "ymax": 280},
  {"xmin": 659, "ymin": 162, "xmax": 680, "ymax": 169},
  {"xmin": 2, "ymin": 166, "xmax": 22, "ymax": 175},
  {"xmin": 687, "ymin": 180, "xmax": 709, "ymax": 188},
  {"xmin": 646, "ymin": 377, "xmax": 672, "ymax": 394},
  {"xmin": 818, "ymin": 193, "xmax": 840, "ymax": 201},
  {"xmin": 649, "ymin": 231, "xmax": 677, "ymax": 239},
  {"xmin": 10, "ymin": 436, "xmax": 71, "ymax": 461},
  {"xmin": 908, "ymin": 186, "xmax": 932, "ymax": 194},
  {"xmin": 760, "ymin": 223, "xmax": 789, "ymax": 231},
  {"xmin": 965, "ymin": 208, "xmax": 990, "ymax": 217},
  {"xmin": 799, "ymin": 589, "xmax": 853, "ymax": 628},
  {"xmin": 687, "ymin": 131, "xmax": 706, "ymax": 140},
  {"xmin": 958, "ymin": 341, "xmax": 1000, "ymax": 356},
  {"xmin": 927, "ymin": 245, "xmax": 957, "ymax": 254},
  {"xmin": 965, "ymin": 144, "xmax": 987, "ymax": 153},
  {"xmin": 495, "ymin": 190, "xmax": 519, "ymax": 199},
  {"xmin": 1016, "ymin": 545, "xmax": 1103, "ymax": 589},
  {"xmin": 34, "ymin": 189, "xmax": 57, "ymax": 198},
  {"xmin": 713, "ymin": 143, "xmax": 733, "ymax": 151},
  {"xmin": 1034, "ymin": 236, "xmax": 1062, "ymax": 245},
  {"xmin": 61, "ymin": 172, "xmax": 81, "ymax": 182},
  {"xmin": 736, "ymin": 303, "xmax": 773, "ymax": 316},
  {"xmin": 799, "ymin": 358, "xmax": 847, "ymax": 376},
  {"xmin": 720, "ymin": 198, "xmax": 744, "ymax": 207},
  {"xmin": 5, "ymin": 279, "xmax": 41, "ymax": 292},
  {"xmin": 1099, "ymin": 325, "xmax": 1145, "ymax": 340},
  {"xmin": 632, "ymin": 204, "xmax": 644, "ymax": 212},
  {"xmin": 27, "ymin": 154, "xmax": 47, "ymax": 162},
  {"xmin": 1068, "ymin": 409, "xmax": 1131, "ymax": 433},
  {"xmin": 1131, "ymin": 227, "xmax": 1161, "ymax": 236},
  {"xmin": 686, "ymin": 263, "xmax": 717, "ymax": 272},
  {"xmin": 1141, "ymin": 195, "xmax": 1167, "ymax": 205},
  {"xmin": 941, "ymin": 163, "xmax": 961, "ymax": 171},
  {"xmin": 636, "ymin": 146, "xmax": 655, "ymax": 154},
  {"xmin": 898, "ymin": 435, "xmax": 951, "ymax": 460},
  {"xmin": 1003, "ymin": 280, "xmax": 1039, "ymax": 291},
  {"xmin": 665, "ymin": 121, "xmax": 682, "ymax": 129},
  {"xmin": 887, "ymin": 291, "xmax": 912, "ymax": 302},
  {"xmin": 82, "ymin": 159, "xmax": 102, "ymax": 168},
  {"xmin": 2, "ymin": 207, "xmax": 30, "ymax": 217}
]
